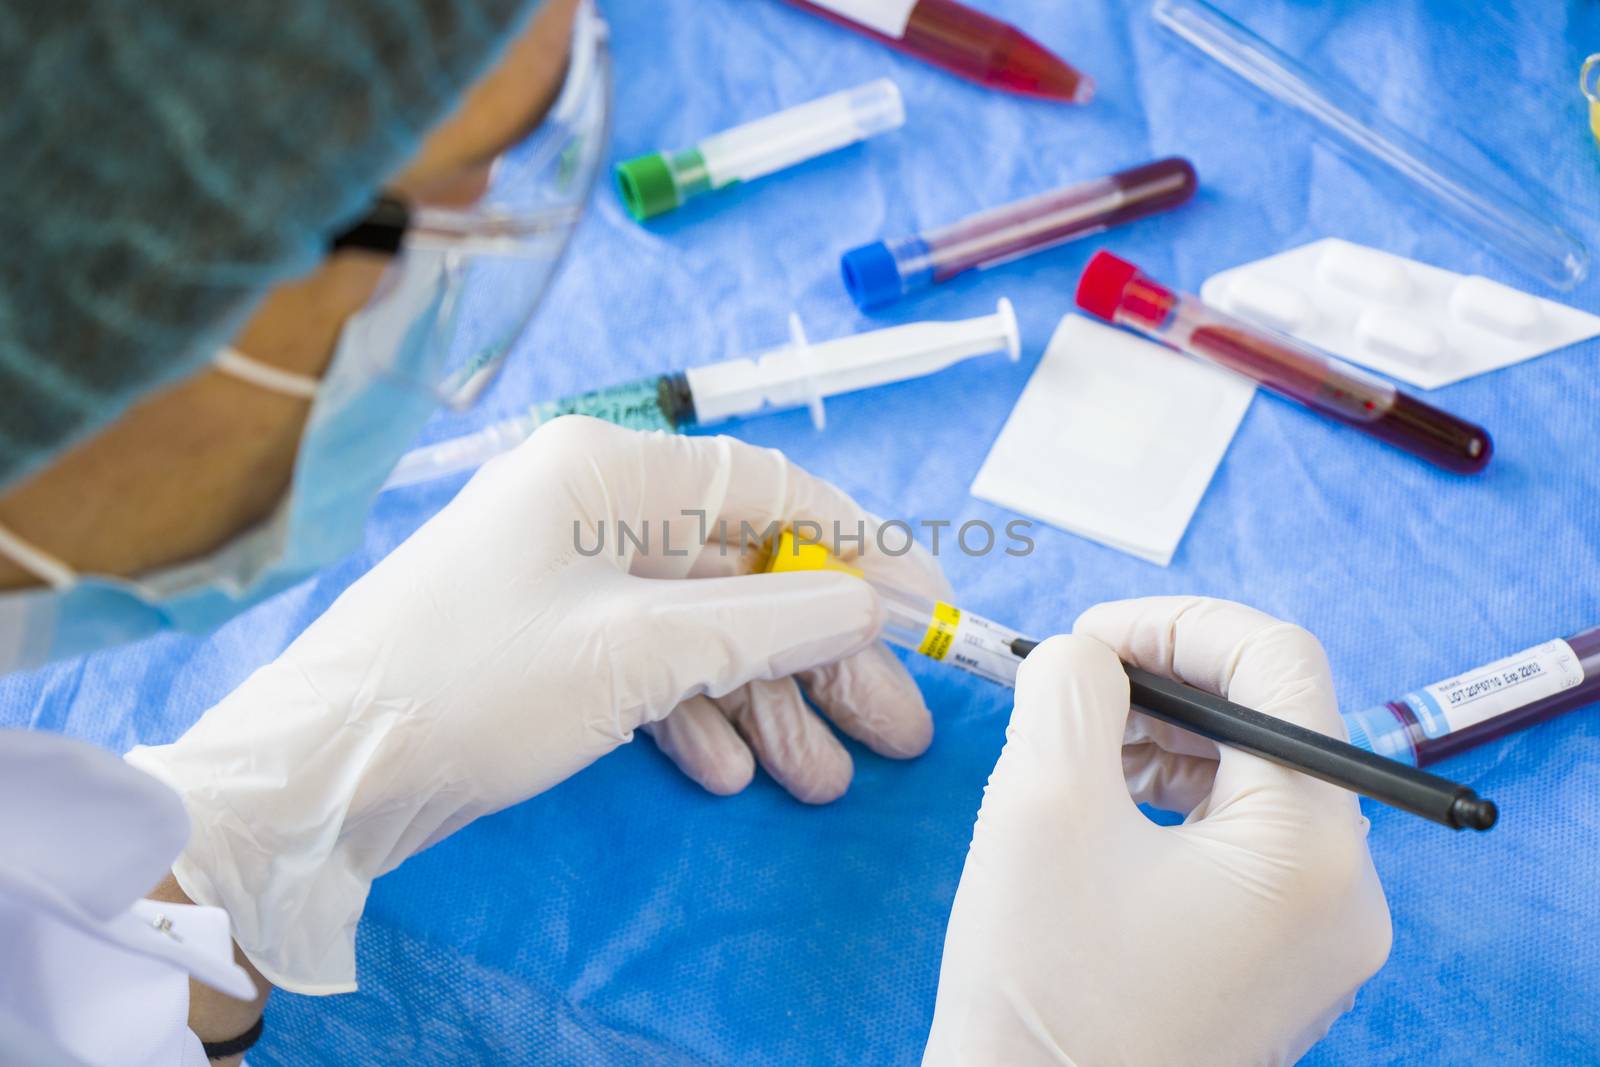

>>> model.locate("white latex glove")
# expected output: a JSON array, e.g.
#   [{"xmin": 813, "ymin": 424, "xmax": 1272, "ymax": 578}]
[
  {"xmin": 126, "ymin": 417, "xmax": 947, "ymax": 993},
  {"xmin": 925, "ymin": 597, "xmax": 1392, "ymax": 1067}
]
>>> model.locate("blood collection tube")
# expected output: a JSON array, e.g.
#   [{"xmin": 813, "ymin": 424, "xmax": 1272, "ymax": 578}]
[
  {"xmin": 841, "ymin": 158, "xmax": 1197, "ymax": 310},
  {"xmin": 785, "ymin": 0, "xmax": 1092, "ymax": 103},
  {"xmin": 763, "ymin": 529, "xmax": 1037, "ymax": 685},
  {"xmin": 762, "ymin": 531, "xmax": 1497, "ymax": 830},
  {"xmin": 1345, "ymin": 627, "xmax": 1600, "ymax": 768},
  {"xmin": 868, "ymin": 577, "xmax": 1031, "ymax": 687},
  {"xmin": 1074, "ymin": 251, "xmax": 1493, "ymax": 473},
  {"xmin": 614, "ymin": 79, "xmax": 904, "ymax": 221}
]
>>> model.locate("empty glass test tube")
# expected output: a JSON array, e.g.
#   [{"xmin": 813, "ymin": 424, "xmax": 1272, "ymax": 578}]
[
  {"xmin": 1154, "ymin": 0, "xmax": 1589, "ymax": 290},
  {"xmin": 614, "ymin": 79, "xmax": 905, "ymax": 221}
]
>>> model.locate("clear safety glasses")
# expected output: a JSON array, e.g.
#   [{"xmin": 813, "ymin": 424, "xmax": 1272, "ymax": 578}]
[{"xmin": 331, "ymin": 0, "xmax": 613, "ymax": 409}]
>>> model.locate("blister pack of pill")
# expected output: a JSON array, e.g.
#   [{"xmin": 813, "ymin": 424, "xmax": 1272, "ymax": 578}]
[{"xmin": 1200, "ymin": 239, "xmax": 1600, "ymax": 389}]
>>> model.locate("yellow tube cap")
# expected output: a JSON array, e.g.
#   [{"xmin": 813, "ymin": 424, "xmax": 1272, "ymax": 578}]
[
  {"xmin": 763, "ymin": 529, "xmax": 863, "ymax": 577},
  {"xmin": 1584, "ymin": 55, "xmax": 1600, "ymax": 147}
]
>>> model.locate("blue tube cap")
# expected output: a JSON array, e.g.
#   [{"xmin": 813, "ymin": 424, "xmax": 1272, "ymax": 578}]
[{"xmin": 841, "ymin": 240, "xmax": 908, "ymax": 311}]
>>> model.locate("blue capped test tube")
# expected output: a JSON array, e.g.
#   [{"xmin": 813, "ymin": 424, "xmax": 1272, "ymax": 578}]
[
  {"xmin": 840, "ymin": 157, "xmax": 1197, "ymax": 311},
  {"xmin": 1344, "ymin": 626, "xmax": 1600, "ymax": 767}
]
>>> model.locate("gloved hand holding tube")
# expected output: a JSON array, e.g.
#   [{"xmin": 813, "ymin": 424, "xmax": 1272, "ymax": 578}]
[
  {"xmin": 126, "ymin": 417, "xmax": 950, "ymax": 994},
  {"xmin": 925, "ymin": 596, "xmax": 1393, "ymax": 1066}
]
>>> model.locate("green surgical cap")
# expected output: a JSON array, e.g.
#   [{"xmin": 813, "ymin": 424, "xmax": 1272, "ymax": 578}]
[{"xmin": 0, "ymin": 0, "xmax": 542, "ymax": 489}]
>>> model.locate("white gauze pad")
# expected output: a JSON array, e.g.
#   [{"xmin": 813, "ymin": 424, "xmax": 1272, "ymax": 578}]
[
  {"xmin": 970, "ymin": 314, "xmax": 1255, "ymax": 567},
  {"xmin": 1200, "ymin": 238, "xmax": 1600, "ymax": 389}
]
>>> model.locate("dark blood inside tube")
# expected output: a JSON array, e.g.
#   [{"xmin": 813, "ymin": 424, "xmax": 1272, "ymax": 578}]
[
  {"xmin": 1073, "ymin": 248, "xmax": 1492, "ymax": 475},
  {"xmin": 1395, "ymin": 628, "xmax": 1600, "ymax": 767},
  {"xmin": 789, "ymin": 0, "xmax": 1093, "ymax": 103},
  {"xmin": 905, "ymin": 0, "xmax": 1092, "ymax": 102},
  {"xmin": 1102, "ymin": 158, "xmax": 1198, "ymax": 229},
  {"xmin": 1187, "ymin": 325, "xmax": 1332, "ymax": 402},
  {"xmin": 1187, "ymin": 328, "xmax": 1492, "ymax": 474},
  {"xmin": 1334, "ymin": 392, "xmax": 1492, "ymax": 475}
]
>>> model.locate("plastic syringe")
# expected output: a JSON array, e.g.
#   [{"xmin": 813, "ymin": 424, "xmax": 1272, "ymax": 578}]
[
  {"xmin": 841, "ymin": 158, "xmax": 1197, "ymax": 311},
  {"xmin": 384, "ymin": 298, "xmax": 1020, "ymax": 490},
  {"xmin": 1075, "ymin": 250, "xmax": 1493, "ymax": 474},
  {"xmin": 614, "ymin": 79, "xmax": 904, "ymax": 221},
  {"xmin": 1346, "ymin": 626, "xmax": 1600, "ymax": 768},
  {"xmin": 784, "ymin": 0, "xmax": 1093, "ymax": 104},
  {"xmin": 764, "ymin": 531, "xmax": 1498, "ymax": 831}
]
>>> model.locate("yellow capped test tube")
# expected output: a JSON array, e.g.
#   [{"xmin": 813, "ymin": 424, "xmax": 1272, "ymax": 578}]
[
  {"xmin": 760, "ymin": 539, "xmax": 1500, "ymax": 829},
  {"xmin": 1585, "ymin": 55, "xmax": 1600, "ymax": 149},
  {"xmin": 764, "ymin": 530, "xmax": 1028, "ymax": 686}
]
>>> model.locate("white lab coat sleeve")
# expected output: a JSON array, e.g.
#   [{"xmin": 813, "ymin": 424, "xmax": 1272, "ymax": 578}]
[{"xmin": 0, "ymin": 730, "xmax": 257, "ymax": 1067}]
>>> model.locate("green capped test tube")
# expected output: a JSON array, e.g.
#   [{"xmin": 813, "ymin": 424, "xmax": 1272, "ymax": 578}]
[{"xmin": 614, "ymin": 78, "xmax": 904, "ymax": 221}]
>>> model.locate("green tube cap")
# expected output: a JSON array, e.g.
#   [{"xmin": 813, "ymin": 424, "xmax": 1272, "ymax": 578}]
[{"xmin": 615, "ymin": 152, "xmax": 680, "ymax": 221}]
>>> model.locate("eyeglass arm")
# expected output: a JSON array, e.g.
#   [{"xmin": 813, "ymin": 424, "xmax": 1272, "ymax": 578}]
[{"xmin": 328, "ymin": 195, "xmax": 411, "ymax": 256}]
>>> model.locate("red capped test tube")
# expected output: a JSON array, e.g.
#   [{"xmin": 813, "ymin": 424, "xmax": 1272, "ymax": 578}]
[
  {"xmin": 786, "ymin": 0, "xmax": 1092, "ymax": 104},
  {"xmin": 1074, "ymin": 250, "xmax": 1493, "ymax": 473}
]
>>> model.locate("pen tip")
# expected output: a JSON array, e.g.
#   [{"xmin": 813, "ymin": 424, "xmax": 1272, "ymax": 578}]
[{"xmin": 1452, "ymin": 794, "xmax": 1498, "ymax": 831}]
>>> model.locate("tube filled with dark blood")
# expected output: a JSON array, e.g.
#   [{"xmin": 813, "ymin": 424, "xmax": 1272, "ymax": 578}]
[
  {"xmin": 785, "ymin": 0, "xmax": 1093, "ymax": 104},
  {"xmin": 842, "ymin": 158, "xmax": 1197, "ymax": 310},
  {"xmin": 1074, "ymin": 250, "xmax": 1493, "ymax": 473},
  {"xmin": 1345, "ymin": 626, "xmax": 1600, "ymax": 767}
]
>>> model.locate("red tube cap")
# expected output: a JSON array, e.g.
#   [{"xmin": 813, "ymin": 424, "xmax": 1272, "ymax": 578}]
[{"xmin": 1075, "ymin": 250, "xmax": 1143, "ymax": 323}]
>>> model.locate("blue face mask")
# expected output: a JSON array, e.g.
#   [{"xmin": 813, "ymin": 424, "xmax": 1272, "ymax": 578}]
[
  {"xmin": 0, "ymin": 252, "xmax": 452, "ymax": 670},
  {"xmin": 0, "ymin": 0, "xmax": 612, "ymax": 673}
]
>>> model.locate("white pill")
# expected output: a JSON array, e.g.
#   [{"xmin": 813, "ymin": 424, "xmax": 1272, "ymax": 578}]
[
  {"xmin": 1319, "ymin": 243, "xmax": 1411, "ymax": 301},
  {"xmin": 1357, "ymin": 308, "xmax": 1444, "ymax": 366},
  {"xmin": 1218, "ymin": 276, "xmax": 1315, "ymax": 334},
  {"xmin": 1449, "ymin": 275, "xmax": 1542, "ymax": 339}
]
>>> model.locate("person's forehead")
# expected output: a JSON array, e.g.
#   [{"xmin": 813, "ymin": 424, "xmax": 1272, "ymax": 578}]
[{"xmin": 389, "ymin": 0, "xmax": 581, "ymax": 198}]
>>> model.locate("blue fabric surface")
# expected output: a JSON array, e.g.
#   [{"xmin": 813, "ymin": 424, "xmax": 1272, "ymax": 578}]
[{"xmin": 7, "ymin": 0, "xmax": 1600, "ymax": 1062}]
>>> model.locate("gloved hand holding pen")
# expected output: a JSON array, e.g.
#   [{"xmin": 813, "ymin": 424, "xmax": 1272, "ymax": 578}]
[
  {"xmin": 925, "ymin": 597, "xmax": 1393, "ymax": 1067},
  {"xmin": 127, "ymin": 417, "xmax": 948, "ymax": 994}
]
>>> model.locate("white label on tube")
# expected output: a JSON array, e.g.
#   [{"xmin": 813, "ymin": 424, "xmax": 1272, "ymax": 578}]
[
  {"xmin": 1413, "ymin": 639, "xmax": 1584, "ymax": 736},
  {"xmin": 803, "ymin": 0, "xmax": 918, "ymax": 38},
  {"xmin": 697, "ymin": 79, "xmax": 903, "ymax": 186},
  {"xmin": 920, "ymin": 602, "xmax": 1025, "ymax": 686}
]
